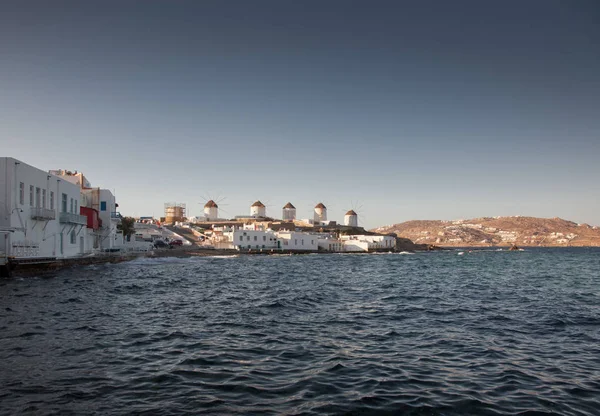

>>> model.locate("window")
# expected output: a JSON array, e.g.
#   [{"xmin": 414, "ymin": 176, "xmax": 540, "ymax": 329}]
[
  {"xmin": 19, "ymin": 183, "xmax": 24, "ymax": 205},
  {"xmin": 61, "ymin": 193, "xmax": 67, "ymax": 212},
  {"xmin": 42, "ymin": 189, "xmax": 46, "ymax": 208},
  {"xmin": 311, "ymin": 240, "xmax": 314, "ymax": 245},
  {"xmin": 70, "ymin": 231, "xmax": 76, "ymax": 244},
  {"xmin": 254, "ymin": 236, "xmax": 257, "ymax": 241},
  {"xmin": 74, "ymin": 200, "xmax": 78, "ymax": 214},
  {"xmin": 295, "ymin": 239, "xmax": 297, "ymax": 245},
  {"xmin": 35, "ymin": 187, "xmax": 41, "ymax": 208},
  {"xmin": 60, "ymin": 233, "xmax": 64, "ymax": 254},
  {"xmin": 263, "ymin": 236, "xmax": 266, "ymax": 241},
  {"xmin": 239, "ymin": 235, "xmax": 243, "ymax": 241},
  {"xmin": 302, "ymin": 239, "xmax": 304, "ymax": 245},
  {"xmin": 100, "ymin": 201, "xmax": 107, "ymax": 211},
  {"xmin": 247, "ymin": 236, "xmax": 250, "ymax": 241},
  {"xmin": 50, "ymin": 192, "xmax": 54, "ymax": 210},
  {"xmin": 29, "ymin": 185, "xmax": 34, "ymax": 206},
  {"xmin": 262, "ymin": 245, "xmax": 265, "ymax": 249},
  {"xmin": 70, "ymin": 198, "xmax": 74, "ymax": 214},
  {"xmin": 247, "ymin": 245, "xmax": 251, "ymax": 249}
]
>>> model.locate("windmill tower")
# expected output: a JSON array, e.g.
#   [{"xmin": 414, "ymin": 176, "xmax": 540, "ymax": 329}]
[
  {"xmin": 314, "ymin": 202, "xmax": 327, "ymax": 223},
  {"xmin": 203, "ymin": 200, "xmax": 219, "ymax": 221},
  {"xmin": 282, "ymin": 202, "xmax": 296, "ymax": 221},
  {"xmin": 344, "ymin": 210, "xmax": 358, "ymax": 227},
  {"xmin": 251, "ymin": 200, "xmax": 266, "ymax": 217}
]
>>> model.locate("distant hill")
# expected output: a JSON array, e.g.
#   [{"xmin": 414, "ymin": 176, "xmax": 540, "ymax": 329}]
[{"xmin": 371, "ymin": 217, "xmax": 600, "ymax": 247}]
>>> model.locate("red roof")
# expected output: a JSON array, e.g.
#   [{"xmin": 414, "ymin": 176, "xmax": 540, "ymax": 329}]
[
  {"xmin": 251, "ymin": 200, "xmax": 265, "ymax": 207},
  {"xmin": 315, "ymin": 202, "xmax": 326, "ymax": 209}
]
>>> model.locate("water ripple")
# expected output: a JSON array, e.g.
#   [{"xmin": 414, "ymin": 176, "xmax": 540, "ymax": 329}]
[{"xmin": 1, "ymin": 248, "xmax": 599, "ymax": 415}]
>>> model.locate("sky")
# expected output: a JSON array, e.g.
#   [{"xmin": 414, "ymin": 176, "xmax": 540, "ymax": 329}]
[{"xmin": 1, "ymin": 1, "xmax": 599, "ymax": 228}]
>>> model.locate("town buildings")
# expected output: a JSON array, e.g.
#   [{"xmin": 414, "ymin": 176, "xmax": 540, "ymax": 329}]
[
  {"xmin": 1, "ymin": 157, "xmax": 148, "ymax": 266},
  {"xmin": 202, "ymin": 223, "xmax": 396, "ymax": 253},
  {"xmin": 1, "ymin": 159, "xmax": 86, "ymax": 260}
]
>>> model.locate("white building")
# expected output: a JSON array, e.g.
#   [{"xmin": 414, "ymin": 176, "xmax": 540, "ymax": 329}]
[
  {"xmin": 343, "ymin": 239, "xmax": 371, "ymax": 252},
  {"xmin": 282, "ymin": 202, "xmax": 296, "ymax": 221},
  {"xmin": 344, "ymin": 210, "xmax": 358, "ymax": 227},
  {"xmin": 54, "ymin": 170, "xmax": 122, "ymax": 251},
  {"xmin": 231, "ymin": 228, "xmax": 278, "ymax": 251},
  {"xmin": 0, "ymin": 158, "xmax": 89, "ymax": 260},
  {"xmin": 317, "ymin": 235, "xmax": 345, "ymax": 252},
  {"xmin": 340, "ymin": 234, "xmax": 396, "ymax": 251},
  {"xmin": 276, "ymin": 231, "xmax": 318, "ymax": 251},
  {"xmin": 314, "ymin": 202, "xmax": 327, "ymax": 223},
  {"xmin": 204, "ymin": 200, "xmax": 219, "ymax": 221},
  {"xmin": 250, "ymin": 200, "xmax": 266, "ymax": 217}
]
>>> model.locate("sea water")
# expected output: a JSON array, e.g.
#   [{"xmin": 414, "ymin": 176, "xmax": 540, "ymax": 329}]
[{"xmin": 1, "ymin": 248, "xmax": 599, "ymax": 415}]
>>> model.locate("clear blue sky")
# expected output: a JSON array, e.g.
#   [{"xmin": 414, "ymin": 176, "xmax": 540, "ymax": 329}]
[{"xmin": 1, "ymin": 1, "xmax": 599, "ymax": 228}]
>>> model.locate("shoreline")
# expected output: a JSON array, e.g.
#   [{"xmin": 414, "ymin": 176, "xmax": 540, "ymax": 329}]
[{"xmin": 5, "ymin": 245, "xmax": 428, "ymax": 277}]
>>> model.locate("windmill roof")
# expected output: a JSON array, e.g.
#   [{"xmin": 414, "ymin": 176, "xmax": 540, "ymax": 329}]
[
  {"xmin": 315, "ymin": 202, "xmax": 326, "ymax": 209},
  {"xmin": 345, "ymin": 210, "xmax": 357, "ymax": 216},
  {"xmin": 204, "ymin": 200, "xmax": 218, "ymax": 208},
  {"xmin": 283, "ymin": 202, "xmax": 296, "ymax": 209},
  {"xmin": 251, "ymin": 200, "xmax": 265, "ymax": 207}
]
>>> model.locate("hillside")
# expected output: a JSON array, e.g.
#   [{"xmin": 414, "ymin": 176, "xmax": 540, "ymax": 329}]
[{"xmin": 371, "ymin": 217, "xmax": 600, "ymax": 247}]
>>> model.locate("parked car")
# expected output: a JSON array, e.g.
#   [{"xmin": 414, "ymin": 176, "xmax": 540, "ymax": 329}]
[
  {"xmin": 169, "ymin": 239, "xmax": 183, "ymax": 246},
  {"xmin": 153, "ymin": 240, "xmax": 168, "ymax": 248}
]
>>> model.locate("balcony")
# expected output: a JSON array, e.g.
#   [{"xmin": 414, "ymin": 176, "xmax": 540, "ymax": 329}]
[
  {"xmin": 59, "ymin": 212, "xmax": 88, "ymax": 225},
  {"xmin": 111, "ymin": 211, "xmax": 123, "ymax": 221},
  {"xmin": 30, "ymin": 207, "xmax": 56, "ymax": 221}
]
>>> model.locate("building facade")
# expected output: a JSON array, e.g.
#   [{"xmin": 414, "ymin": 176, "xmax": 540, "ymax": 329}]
[
  {"xmin": 0, "ymin": 158, "xmax": 88, "ymax": 259},
  {"xmin": 276, "ymin": 231, "xmax": 318, "ymax": 251}
]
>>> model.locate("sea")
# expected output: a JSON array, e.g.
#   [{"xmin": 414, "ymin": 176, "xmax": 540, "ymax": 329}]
[{"xmin": 1, "ymin": 248, "xmax": 599, "ymax": 415}]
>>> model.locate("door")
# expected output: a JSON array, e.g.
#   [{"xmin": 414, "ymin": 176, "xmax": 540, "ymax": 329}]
[{"xmin": 80, "ymin": 236, "xmax": 84, "ymax": 254}]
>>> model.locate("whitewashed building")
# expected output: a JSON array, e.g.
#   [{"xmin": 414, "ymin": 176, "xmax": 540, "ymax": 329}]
[
  {"xmin": 0, "ymin": 158, "xmax": 88, "ymax": 259},
  {"xmin": 231, "ymin": 228, "xmax": 279, "ymax": 250},
  {"xmin": 317, "ymin": 235, "xmax": 345, "ymax": 252},
  {"xmin": 54, "ymin": 170, "xmax": 122, "ymax": 251},
  {"xmin": 340, "ymin": 234, "xmax": 396, "ymax": 251},
  {"xmin": 276, "ymin": 231, "xmax": 318, "ymax": 251}
]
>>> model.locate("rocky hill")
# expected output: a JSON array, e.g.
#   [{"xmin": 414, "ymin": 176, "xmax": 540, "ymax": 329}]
[{"xmin": 372, "ymin": 217, "xmax": 600, "ymax": 247}]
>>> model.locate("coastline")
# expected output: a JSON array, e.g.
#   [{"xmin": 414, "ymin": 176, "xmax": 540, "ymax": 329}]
[{"xmin": 6, "ymin": 244, "xmax": 436, "ymax": 277}]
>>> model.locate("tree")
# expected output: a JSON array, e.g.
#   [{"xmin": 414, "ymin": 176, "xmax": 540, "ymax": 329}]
[{"xmin": 118, "ymin": 217, "xmax": 136, "ymax": 240}]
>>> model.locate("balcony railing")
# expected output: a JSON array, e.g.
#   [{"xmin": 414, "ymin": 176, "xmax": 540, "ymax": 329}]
[
  {"xmin": 111, "ymin": 211, "xmax": 123, "ymax": 221},
  {"xmin": 30, "ymin": 207, "xmax": 56, "ymax": 221},
  {"xmin": 59, "ymin": 212, "xmax": 87, "ymax": 225}
]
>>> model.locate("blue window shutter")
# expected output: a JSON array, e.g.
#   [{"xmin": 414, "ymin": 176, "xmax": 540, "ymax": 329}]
[{"xmin": 100, "ymin": 201, "xmax": 107, "ymax": 211}]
